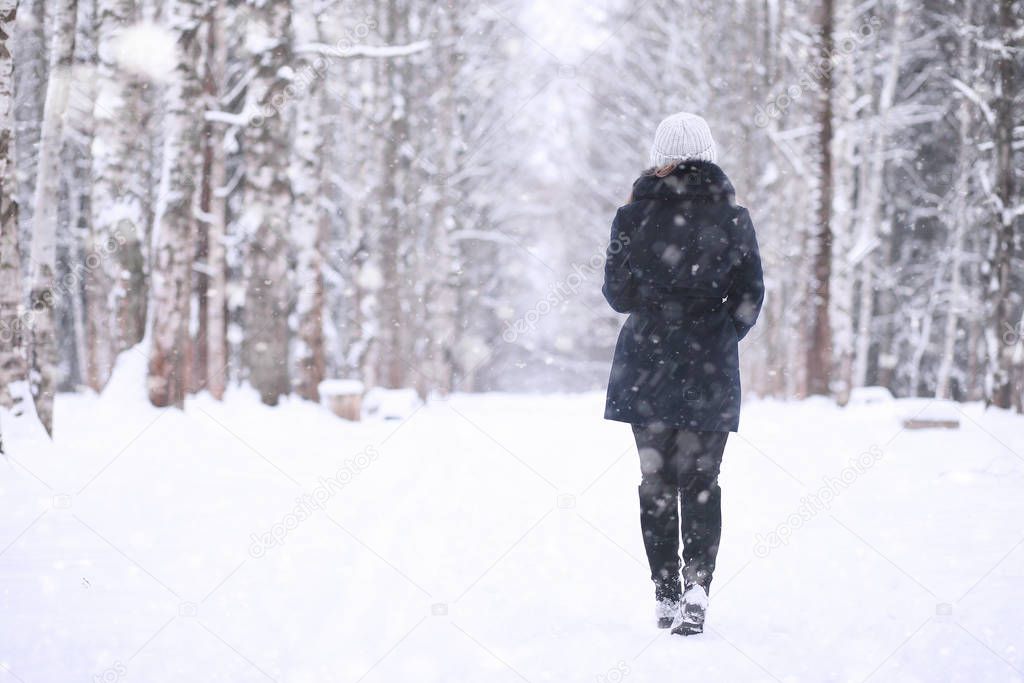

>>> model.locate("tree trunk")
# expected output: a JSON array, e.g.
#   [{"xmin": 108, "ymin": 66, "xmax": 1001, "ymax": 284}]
[
  {"xmin": 147, "ymin": 0, "xmax": 202, "ymax": 408},
  {"xmin": 242, "ymin": 0, "xmax": 292, "ymax": 406},
  {"xmin": 422, "ymin": 1, "xmax": 461, "ymax": 396},
  {"xmin": 193, "ymin": 150, "xmax": 210, "ymax": 393},
  {"xmin": 806, "ymin": 0, "xmax": 835, "ymax": 396},
  {"xmin": 0, "ymin": 0, "xmax": 30, "ymax": 437},
  {"xmin": 13, "ymin": 0, "xmax": 44, "ymax": 255},
  {"xmin": 936, "ymin": 0, "xmax": 976, "ymax": 399},
  {"xmin": 65, "ymin": 0, "xmax": 96, "ymax": 390},
  {"xmin": 28, "ymin": 0, "xmax": 77, "ymax": 434},
  {"xmin": 203, "ymin": 0, "xmax": 228, "ymax": 399},
  {"xmin": 830, "ymin": 0, "xmax": 860, "ymax": 405},
  {"xmin": 375, "ymin": 0, "xmax": 408, "ymax": 389},
  {"xmin": 984, "ymin": 0, "xmax": 1021, "ymax": 410},
  {"xmin": 89, "ymin": 0, "xmax": 147, "ymax": 391},
  {"xmin": 290, "ymin": 0, "xmax": 325, "ymax": 402}
]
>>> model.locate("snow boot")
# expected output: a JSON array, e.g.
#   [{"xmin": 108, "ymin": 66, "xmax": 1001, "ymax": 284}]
[
  {"xmin": 671, "ymin": 584, "xmax": 708, "ymax": 636},
  {"xmin": 654, "ymin": 579, "xmax": 682, "ymax": 628},
  {"xmin": 655, "ymin": 596, "xmax": 681, "ymax": 629}
]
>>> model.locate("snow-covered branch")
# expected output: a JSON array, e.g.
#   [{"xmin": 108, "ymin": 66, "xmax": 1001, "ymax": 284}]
[
  {"xmin": 293, "ymin": 40, "xmax": 431, "ymax": 60},
  {"xmin": 949, "ymin": 77, "xmax": 996, "ymax": 127},
  {"xmin": 204, "ymin": 109, "xmax": 250, "ymax": 126},
  {"xmin": 450, "ymin": 229, "xmax": 519, "ymax": 245}
]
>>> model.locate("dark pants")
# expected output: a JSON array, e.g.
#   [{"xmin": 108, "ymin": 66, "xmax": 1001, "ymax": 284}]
[{"xmin": 631, "ymin": 424, "xmax": 728, "ymax": 600}]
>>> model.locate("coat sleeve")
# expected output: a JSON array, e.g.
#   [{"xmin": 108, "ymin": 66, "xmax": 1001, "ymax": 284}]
[
  {"xmin": 726, "ymin": 208, "xmax": 765, "ymax": 341},
  {"xmin": 602, "ymin": 209, "xmax": 638, "ymax": 313}
]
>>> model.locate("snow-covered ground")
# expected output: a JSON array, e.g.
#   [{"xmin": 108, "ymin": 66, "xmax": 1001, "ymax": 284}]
[{"xmin": 3, "ymin": 353, "xmax": 1024, "ymax": 682}]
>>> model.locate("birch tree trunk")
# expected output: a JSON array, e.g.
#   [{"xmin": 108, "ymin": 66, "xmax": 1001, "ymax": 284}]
[
  {"xmin": 984, "ymin": 0, "xmax": 1021, "ymax": 411},
  {"xmin": 355, "ymin": 3, "xmax": 387, "ymax": 390},
  {"xmin": 290, "ymin": 0, "xmax": 325, "ymax": 402},
  {"xmin": 147, "ymin": 0, "xmax": 202, "ymax": 407},
  {"xmin": 378, "ymin": 0, "xmax": 413, "ymax": 389},
  {"xmin": 936, "ymin": 204, "xmax": 967, "ymax": 398},
  {"xmin": 422, "ymin": 1, "xmax": 461, "ymax": 396},
  {"xmin": 338, "ymin": 57, "xmax": 372, "ymax": 383},
  {"xmin": 14, "ymin": 0, "xmax": 44, "ymax": 249},
  {"xmin": 191, "ymin": 0, "xmax": 215, "ymax": 393},
  {"xmin": 66, "ymin": 0, "xmax": 96, "ymax": 389},
  {"xmin": 830, "ymin": 0, "xmax": 861, "ymax": 404},
  {"xmin": 0, "ymin": 0, "xmax": 30, "ymax": 436},
  {"xmin": 242, "ymin": 0, "xmax": 292, "ymax": 406},
  {"xmin": 28, "ymin": 0, "xmax": 77, "ymax": 434},
  {"xmin": 936, "ymin": 0, "xmax": 976, "ymax": 399},
  {"xmin": 88, "ymin": 0, "xmax": 146, "ymax": 391},
  {"xmin": 202, "ymin": 0, "xmax": 228, "ymax": 399},
  {"xmin": 908, "ymin": 304, "xmax": 934, "ymax": 396}
]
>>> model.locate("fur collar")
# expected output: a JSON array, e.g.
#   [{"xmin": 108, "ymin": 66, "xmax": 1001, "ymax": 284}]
[{"xmin": 630, "ymin": 160, "xmax": 735, "ymax": 203}]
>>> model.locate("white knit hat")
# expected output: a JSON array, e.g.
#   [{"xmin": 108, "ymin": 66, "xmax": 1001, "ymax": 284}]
[{"xmin": 648, "ymin": 112, "xmax": 717, "ymax": 167}]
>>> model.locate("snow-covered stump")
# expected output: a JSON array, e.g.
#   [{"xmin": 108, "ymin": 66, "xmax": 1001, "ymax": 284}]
[
  {"xmin": 319, "ymin": 380, "xmax": 364, "ymax": 422},
  {"xmin": 898, "ymin": 399, "xmax": 961, "ymax": 430}
]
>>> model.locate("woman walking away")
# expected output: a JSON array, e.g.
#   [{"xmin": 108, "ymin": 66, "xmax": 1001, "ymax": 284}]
[{"xmin": 602, "ymin": 112, "xmax": 764, "ymax": 636}]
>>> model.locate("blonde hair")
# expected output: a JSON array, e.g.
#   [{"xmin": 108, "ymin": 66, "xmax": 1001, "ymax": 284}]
[
  {"xmin": 650, "ymin": 162, "xmax": 680, "ymax": 178},
  {"xmin": 627, "ymin": 162, "xmax": 681, "ymax": 202}
]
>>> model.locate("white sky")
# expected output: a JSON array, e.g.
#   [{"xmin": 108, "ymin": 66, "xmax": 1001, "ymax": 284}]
[{"xmin": 514, "ymin": 0, "xmax": 613, "ymax": 64}]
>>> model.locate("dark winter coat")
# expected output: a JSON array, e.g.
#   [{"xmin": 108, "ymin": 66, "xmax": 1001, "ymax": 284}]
[{"xmin": 602, "ymin": 161, "xmax": 764, "ymax": 432}]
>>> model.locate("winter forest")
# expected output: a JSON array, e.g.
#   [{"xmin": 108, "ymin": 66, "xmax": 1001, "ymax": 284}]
[
  {"xmin": 1, "ymin": 0, "xmax": 1024, "ymax": 681},
  {"xmin": 0, "ymin": 0, "xmax": 1019, "ymax": 436}
]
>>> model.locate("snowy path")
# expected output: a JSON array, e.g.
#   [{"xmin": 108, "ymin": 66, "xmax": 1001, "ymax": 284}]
[{"xmin": 3, "ymin": 361, "xmax": 1024, "ymax": 682}]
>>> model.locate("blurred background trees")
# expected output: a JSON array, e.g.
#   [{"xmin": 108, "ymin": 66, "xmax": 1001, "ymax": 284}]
[{"xmin": 0, "ymin": 0, "xmax": 1020, "ymax": 439}]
